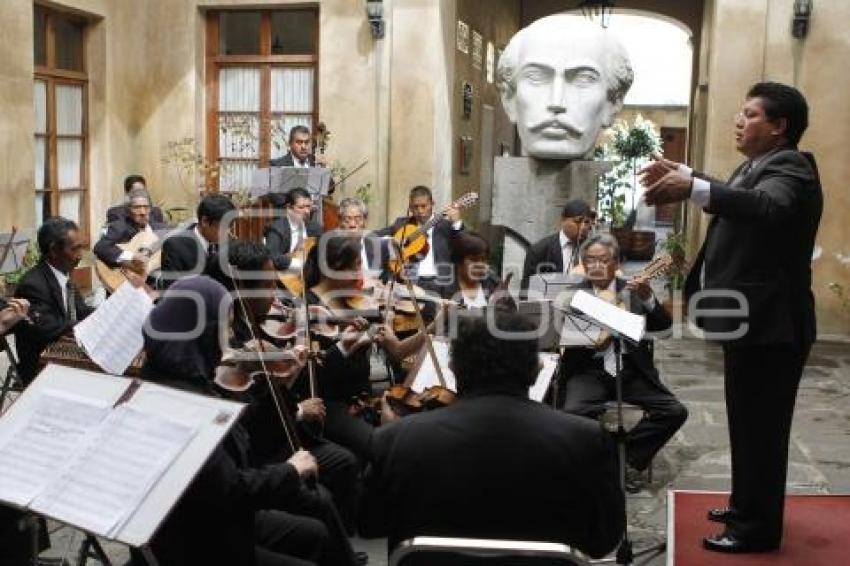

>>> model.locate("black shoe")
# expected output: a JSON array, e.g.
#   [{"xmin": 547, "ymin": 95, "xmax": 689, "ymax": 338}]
[
  {"xmin": 702, "ymin": 532, "xmax": 779, "ymax": 554},
  {"xmin": 624, "ymin": 466, "xmax": 647, "ymax": 494},
  {"xmin": 355, "ymin": 551, "xmax": 369, "ymax": 565},
  {"xmin": 707, "ymin": 507, "xmax": 733, "ymax": 523}
]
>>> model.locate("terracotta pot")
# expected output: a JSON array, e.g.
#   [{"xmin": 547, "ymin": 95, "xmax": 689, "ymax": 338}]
[{"xmin": 611, "ymin": 227, "xmax": 633, "ymax": 258}]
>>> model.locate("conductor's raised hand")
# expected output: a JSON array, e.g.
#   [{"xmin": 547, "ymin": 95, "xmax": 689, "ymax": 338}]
[
  {"xmin": 638, "ymin": 155, "xmax": 679, "ymax": 187},
  {"xmin": 643, "ymin": 169, "xmax": 693, "ymax": 207}
]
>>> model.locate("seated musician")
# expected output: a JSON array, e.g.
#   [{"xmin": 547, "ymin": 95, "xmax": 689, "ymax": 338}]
[
  {"xmin": 560, "ymin": 233, "xmax": 688, "ymax": 491},
  {"xmin": 442, "ymin": 231, "xmax": 504, "ymax": 308},
  {"xmin": 361, "ymin": 308, "xmax": 625, "ymax": 559},
  {"xmin": 520, "ymin": 199, "xmax": 595, "ymax": 291},
  {"xmin": 224, "ymin": 240, "xmax": 362, "ymax": 536},
  {"xmin": 337, "ymin": 197, "xmax": 387, "ymax": 278},
  {"xmin": 265, "ymin": 188, "xmax": 322, "ymax": 273},
  {"xmin": 105, "ymin": 174, "xmax": 166, "ymax": 224},
  {"xmin": 159, "ymin": 193, "xmax": 236, "ymax": 289},
  {"xmin": 137, "ymin": 275, "xmax": 360, "ymax": 566},
  {"xmin": 93, "ymin": 187, "xmax": 168, "ymax": 271},
  {"xmin": 375, "ymin": 185, "xmax": 463, "ymax": 297},
  {"xmin": 13, "ymin": 217, "xmax": 94, "ymax": 384}
]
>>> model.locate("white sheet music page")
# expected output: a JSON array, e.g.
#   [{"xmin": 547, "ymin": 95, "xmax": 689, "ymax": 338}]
[
  {"xmin": 30, "ymin": 405, "xmax": 196, "ymax": 537},
  {"xmin": 74, "ymin": 282, "xmax": 153, "ymax": 375},
  {"xmin": 528, "ymin": 352, "xmax": 560, "ymax": 402},
  {"xmin": 570, "ymin": 290, "xmax": 646, "ymax": 343},
  {"xmin": 0, "ymin": 390, "xmax": 110, "ymax": 506}
]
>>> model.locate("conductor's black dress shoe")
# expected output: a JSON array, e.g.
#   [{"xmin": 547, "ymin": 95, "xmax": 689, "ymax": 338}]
[{"xmin": 706, "ymin": 507, "xmax": 733, "ymax": 523}]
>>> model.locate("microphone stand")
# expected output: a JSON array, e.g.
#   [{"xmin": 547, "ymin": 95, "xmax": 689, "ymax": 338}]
[{"xmin": 553, "ymin": 304, "xmax": 666, "ymax": 565}]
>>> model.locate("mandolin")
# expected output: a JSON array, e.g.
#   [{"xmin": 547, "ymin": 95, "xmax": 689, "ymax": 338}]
[{"xmin": 386, "ymin": 192, "xmax": 479, "ymax": 274}]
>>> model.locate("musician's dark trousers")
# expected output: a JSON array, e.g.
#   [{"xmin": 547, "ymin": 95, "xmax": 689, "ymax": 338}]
[
  {"xmin": 308, "ymin": 439, "xmax": 360, "ymax": 535},
  {"xmin": 722, "ymin": 342, "xmax": 808, "ymax": 545},
  {"xmin": 562, "ymin": 368, "xmax": 687, "ymax": 471},
  {"xmin": 255, "ymin": 509, "xmax": 327, "ymax": 566}
]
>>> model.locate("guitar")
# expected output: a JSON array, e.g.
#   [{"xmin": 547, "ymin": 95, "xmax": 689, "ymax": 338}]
[
  {"xmin": 277, "ymin": 236, "xmax": 317, "ymax": 296},
  {"xmin": 94, "ymin": 229, "xmax": 163, "ymax": 293},
  {"xmin": 387, "ymin": 192, "xmax": 479, "ymax": 274}
]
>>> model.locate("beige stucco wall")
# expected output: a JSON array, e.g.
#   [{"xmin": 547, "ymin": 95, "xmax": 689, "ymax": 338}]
[
  {"xmin": 692, "ymin": 0, "xmax": 850, "ymax": 336},
  {"xmin": 0, "ymin": 0, "xmax": 456, "ymax": 247}
]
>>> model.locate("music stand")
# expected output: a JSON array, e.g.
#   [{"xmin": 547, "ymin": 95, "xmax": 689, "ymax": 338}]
[
  {"xmin": 0, "ymin": 229, "xmax": 30, "ymax": 412},
  {"xmin": 557, "ymin": 291, "xmax": 665, "ymax": 565}
]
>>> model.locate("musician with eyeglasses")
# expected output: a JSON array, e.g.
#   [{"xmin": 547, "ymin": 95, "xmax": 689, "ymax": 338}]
[
  {"xmin": 93, "ymin": 188, "xmax": 168, "ymax": 272},
  {"xmin": 557, "ymin": 233, "xmax": 687, "ymax": 493}
]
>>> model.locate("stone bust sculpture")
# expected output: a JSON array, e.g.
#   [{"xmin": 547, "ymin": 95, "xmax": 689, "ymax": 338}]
[{"xmin": 497, "ymin": 15, "xmax": 634, "ymax": 160}]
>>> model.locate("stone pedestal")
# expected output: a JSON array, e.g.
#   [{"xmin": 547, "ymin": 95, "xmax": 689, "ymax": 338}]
[{"xmin": 489, "ymin": 157, "xmax": 612, "ymax": 286}]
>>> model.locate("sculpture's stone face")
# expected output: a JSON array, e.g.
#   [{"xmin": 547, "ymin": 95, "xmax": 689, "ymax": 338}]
[{"xmin": 499, "ymin": 17, "xmax": 632, "ymax": 160}]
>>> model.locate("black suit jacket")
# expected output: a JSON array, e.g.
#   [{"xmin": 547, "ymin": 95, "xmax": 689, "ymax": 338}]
[
  {"xmin": 106, "ymin": 203, "xmax": 165, "ymax": 225},
  {"xmin": 159, "ymin": 225, "xmax": 229, "ymax": 289},
  {"xmin": 92, "ymin": 218, "xmax": 168, "ymax": 268},
  {"xmin": 521, "ymin": 232, "xmax": 576, "ymax": 290},
  {"xmin": 362, "ymin": 392, "xmax": 624, "ymax": 558},
  {"xmin": 560, "ymin": 278, "xmax": 671, "ymax": 387},
  {"xmin": 264, "ymin": 216, "xmax": 322, "ymax": 271},
  {"xmin": 375, "ymin": 216, "xmax": 463, "ymax": 280},
  {"xmin": 685, "ymin": 148, "xmax": 822, "ymax": 347},
  {"xmin": 12, "ymin": 261, "xmax": 95, "ymax": 384},
  {"xmin": 269, "ymin": 152, "xmax": 315, "ymax": 168}
]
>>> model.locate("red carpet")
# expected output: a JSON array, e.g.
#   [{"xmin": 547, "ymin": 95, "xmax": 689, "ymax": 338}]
[{"xmin": 669, "ymin": 491, "xmax": 850, "ymax": 565}]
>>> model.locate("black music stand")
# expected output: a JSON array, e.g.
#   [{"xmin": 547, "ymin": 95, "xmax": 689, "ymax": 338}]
[
  {"xmin": 556, "ymin": 292, "xmax": 666, "ymax": 565},
  {"xmin": 0, "ymin": 230, "xmax": 29, "ymax": 411}
]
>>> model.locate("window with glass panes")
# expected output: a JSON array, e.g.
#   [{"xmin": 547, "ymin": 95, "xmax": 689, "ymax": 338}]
[
  {"xmin": 206, "ymin": 9, "xmax": 318, "ymax": 193},
  {"xmin": 33, "ymin": 4, "xmax": 88, "ymax": 236}
]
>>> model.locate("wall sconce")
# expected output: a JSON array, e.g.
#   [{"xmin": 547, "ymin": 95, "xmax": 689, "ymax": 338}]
[
  {"xmin": 366, "ymin": 0, "xmax": 385, "ymax": 39},
  {"xmin": 792, "ymin": 0, "xmax": 812, "ymax": 39}
]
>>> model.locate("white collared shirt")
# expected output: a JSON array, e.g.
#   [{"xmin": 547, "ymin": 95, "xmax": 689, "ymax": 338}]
[
  {"xmin": 559, "ymin": 231, "xmax": 577, "ymax": 272},
  {"xmin": 47, "ymin": 262, "xmax": 70, "ymax": 310},
  {"xmin": 416, "ymin": 215, "xmax": 463, "ymax": 278}
]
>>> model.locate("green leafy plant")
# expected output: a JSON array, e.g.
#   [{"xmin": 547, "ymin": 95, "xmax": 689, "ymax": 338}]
[
  {"xmin": 660, "ymin": 231, "xmax": 688, "ymax": 291},
  {"xmin": 2, "ymin": 240, "xmax": 40, "ymax": 293},
  {"xmin": 595, "ymin": 115, "xmax": 663, "ymax": 225}
]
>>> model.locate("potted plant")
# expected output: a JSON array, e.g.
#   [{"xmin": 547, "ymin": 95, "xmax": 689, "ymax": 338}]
[
  {"xmin": 596, "ymin": 115, "xmax": 663, "ymax": 260},
  {"xmin": 659, "ymin": 231, "xmax": 688, "ymax": 316},
  {"xmin": 594, "ymin": 145, "xmax": 632, "ymax": 256}
]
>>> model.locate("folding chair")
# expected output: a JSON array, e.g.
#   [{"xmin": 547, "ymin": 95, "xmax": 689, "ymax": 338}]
[
  {"xmin": 0, "ymin": 334, "xmax": 24, "ymax": 412},
  {"xmin": 389, "ymin": 536, "xmax": 590, "ymax": 566}
]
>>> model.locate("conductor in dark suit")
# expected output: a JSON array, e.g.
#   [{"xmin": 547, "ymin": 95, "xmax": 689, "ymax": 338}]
[
  {"xmin": 362, "ymin": 308, "xmax": 624, "ymax": 559},
  {"xmin": 105, "ymin": 174, "xmax": 166, "ymax": 224},
  {"xmin": 269, "ymin": 125, "xmax": 327, "ymax": 168},
  {"xmin": 93, "ymin": 188, "xmax": 168, "ymax": 270},
  {"xmin": 641, "ymin": 82, "xmax": 822, "ymax": 553},
  {"xmin": 13, "ymin": 217, "xmax": 95, "ymax": 384},
  {"xmin": 375, "ymin": 185, "xmax": 463, "ymax": 296},
  {"xmin": 559, "ymin": 233, "xmax": 687, "ymax": 491},
  {"xmin": 264, "ymin": 188, "xmax": 322, "ymax": 272},
  {"xmin": 520, "ymin": 199, "xmax": 595, "ymax": 291},
  {"xmin": 159, "ymin": 193, "xmax": 236, "ymax": 289}
]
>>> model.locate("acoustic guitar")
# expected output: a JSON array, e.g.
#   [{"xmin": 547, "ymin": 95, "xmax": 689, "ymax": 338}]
[
  {"xmin": 94, "ymin": 229, "xmax": 163, "ymax": 293},
  {"xmin": 277, "ymin": 236, "xmax": 317, "ymax": 296},
  {"xmin": 386, "ymin": 192, "xmax": 479, "ymax": 274}
]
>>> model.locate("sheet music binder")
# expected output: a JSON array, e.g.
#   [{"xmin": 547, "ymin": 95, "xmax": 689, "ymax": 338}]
[{"xmin": 0, "ymin": 364, "xmax": 244, "ymax": 549}]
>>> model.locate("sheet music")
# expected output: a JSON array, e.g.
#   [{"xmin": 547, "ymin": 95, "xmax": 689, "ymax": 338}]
[
  {"xmin": 74, "ymin": 282, "xmax": 153, "ymax": 375},
  {"xmin": 570, "ymin": 290, "xmax": 646, "ymax": 343},
  {"xmin": 411, "ymin": 341, "xmax": 560, "ymax": 402},
  {"xmin": 0, "ymin": 390, "xmax": 109, "ymax": 506},
  {"xmin": 31, "ymin": 405, "xmax": 196, "ymax": 537}
]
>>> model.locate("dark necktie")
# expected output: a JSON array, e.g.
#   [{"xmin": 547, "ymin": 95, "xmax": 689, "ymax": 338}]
[
  {"xmin": 207, "ymin": 242, "xmax": 219, "ymax": 257},
  {"xmin": 66, "ymin": 280, "xmax": 77, "ymax": 323}
]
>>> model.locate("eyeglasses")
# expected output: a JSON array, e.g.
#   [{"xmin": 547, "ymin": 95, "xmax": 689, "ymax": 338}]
[{"xmin": 582, "ymin": 256, "xmax": 613, "ymax": 267}]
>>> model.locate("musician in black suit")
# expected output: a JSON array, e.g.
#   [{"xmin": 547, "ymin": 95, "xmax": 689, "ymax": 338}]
[
  {"xmin": 13, "ymin": 217, "xmax": 95, "ymax": 384},
  {"xmin": 269, "ymin": 125, "xmax": 327, "ymax": 168},
  {"xmin": 93, "ymin": 188, "xmax": 168, "ymax": 269},
  {"xmin": 265, "ymin": 188, "xmax": 322, "ymax": 272},
  {"xmin": 375, "ymin": 185, "xmax": 463, "ymax": 296},
  {"xmin": 106, "ymin": 174, "xmax": 166, "ymax": 225},
  {"xmin": 159, "ymin": 193, "xmax": 236, "ymax": 289},
  {"xmin": 336, "ymin": 196, "xmax": 387, "ymax": 276},
  {"xmin": 641, "ymin": 82, "xmax": 822, "ymax": 553},
  {"xmin": 362, "ymin": 307, "xmax": 624, "ymax": 558},
  {"xmin": 521, "ymin": 199, "xmax": 595, "ymax": 291},
  {"xmin": 558, "ymin": 233, "xmax": 687, "ymax": 491}
]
